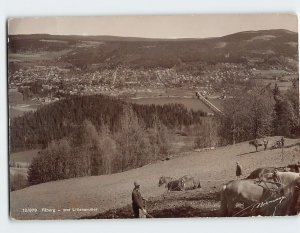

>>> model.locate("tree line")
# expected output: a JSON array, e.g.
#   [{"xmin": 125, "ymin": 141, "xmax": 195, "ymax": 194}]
[
  {"xmin": 219, "ymin": 83, "xmax": 299, "ymax": 145},
  {"xmin": 27, "ymin": 106, "xmax": 173, "ymax": 185},
  {"xmin": 10, "ymin": 94, "xmax": 206, "ymax": 152}
]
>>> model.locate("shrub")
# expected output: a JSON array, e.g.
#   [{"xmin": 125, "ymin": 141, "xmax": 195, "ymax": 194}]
[{"xmin": 194, "ymin": 118, "xmax": 219, "ymax": 149}]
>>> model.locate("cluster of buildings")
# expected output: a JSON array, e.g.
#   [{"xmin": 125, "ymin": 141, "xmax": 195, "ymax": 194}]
[{"xmin": 8, "ymin": 63, "xmax": 274, "ymax": 103}]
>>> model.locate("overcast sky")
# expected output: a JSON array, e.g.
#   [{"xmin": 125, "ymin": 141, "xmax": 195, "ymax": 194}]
[{"xmin": 8, "ymin": 14, "xmax": 298, "ymax": 38}]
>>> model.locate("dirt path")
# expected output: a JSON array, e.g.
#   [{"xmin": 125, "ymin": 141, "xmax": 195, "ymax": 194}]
[{"xmin": 10, "ymin": 137, "xmax": 300, "ymax": 219}]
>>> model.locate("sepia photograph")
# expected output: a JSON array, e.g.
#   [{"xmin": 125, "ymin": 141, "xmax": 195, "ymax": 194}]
[{"xmin": 7, "ymin": 14, "xmax": 300, "ymax": 220}]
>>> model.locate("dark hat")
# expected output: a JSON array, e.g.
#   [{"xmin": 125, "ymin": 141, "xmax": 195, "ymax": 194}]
[{"xmin": 134, "ymin": 181, "xmax": 140, "ymax": 187}]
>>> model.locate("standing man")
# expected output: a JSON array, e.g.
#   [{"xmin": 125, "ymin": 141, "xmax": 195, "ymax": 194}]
[
  {"xmin": 132, "ymin": 181, "xmax": 147, "ymax": 218},
  {"xmin": 263, "ymin": 138, "xmax": 268, "ymax": 151},
  {"xmin": 254, "ymin": 138, "xmax": 259, "ymax": 152},
  {"xmin": 281, "ymin": 136, "xmax": 285, "ymax": 160},
  {"xmin": 236, "ymin": 162, "xmax": 242, "ymax": 179},
  {"xmin": 281, "ymin": 136, "xmax": 285, "ymax": 147}
]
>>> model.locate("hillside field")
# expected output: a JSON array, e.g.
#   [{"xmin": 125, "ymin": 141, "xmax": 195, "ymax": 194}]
[
  {"xmin": 10, "ymin": 136, "xmax": 300, "ymax": 220},
  {"xmin": 10, "ymin": 149, "xmax": 39, "ymax": 164},
  {"xmin": 9, "ymin": 89, "xmax": 40, "ymax": 118}
]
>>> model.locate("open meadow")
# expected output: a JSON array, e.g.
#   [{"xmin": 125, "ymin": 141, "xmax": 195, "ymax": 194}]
[{"xmin": 10, "ymin": 136, "xmax": 300, "ymax": 219}]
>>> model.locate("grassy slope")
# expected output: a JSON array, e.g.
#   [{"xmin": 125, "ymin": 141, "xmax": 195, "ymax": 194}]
[{"xmin": 10, "ymin": 136, "xmax": 300, "ymax": 220}]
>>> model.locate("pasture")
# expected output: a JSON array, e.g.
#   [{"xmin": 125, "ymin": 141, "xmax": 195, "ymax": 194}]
[
  {"xmin": 8, "ymin": 49, "xmax": 71, "ymax": 63},
  {"xmin": 252, "ymin": 69, "xmax": 291, "ymax": 78},
  {"xmin": 10, "ymin": 167, "xmax": 28, "ymax": 177},
  {"xmin": 10, "ymin": 136, "xmax": 300, "ymax": 219},
  {"xmin": 252, "ymin": 69, "xmax": 297, "ymax": 91},
  {"xmin": 124, "ymin": 86, "xmax": 224, "ymax": 114},
  {"xmin": 9, "ymin": 149, "xmax": 40, "ymax": 186},
  {"xmin": 9, "ymin": 89, "xmax": 40, "ymax": 118},
  {"xmin": 10, "ymin": 149, "xmax": 40, "ymax": 164}
]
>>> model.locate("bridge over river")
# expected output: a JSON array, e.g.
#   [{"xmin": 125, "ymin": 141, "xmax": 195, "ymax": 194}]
[{"xmin": 196, "ymin": 92, "xmax": 223, "ymax": 116}]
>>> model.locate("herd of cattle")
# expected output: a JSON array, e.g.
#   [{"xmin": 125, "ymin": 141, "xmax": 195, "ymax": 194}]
[{"xmin": 157, "ymin": 162, "xmax": 300, "ymax": 216}]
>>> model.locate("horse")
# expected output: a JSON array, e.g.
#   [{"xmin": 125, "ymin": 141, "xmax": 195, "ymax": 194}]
[
  {"xmin": 158, "ymin": 176, "xmax": 173, "ymax": 187},
  {"xmin": 158, "ymin": 176, "xmax": 184, "ymax": 191},
  {"xmin": 289, "ymin": 178, "xmax": 300, "ymax": 215},
  {"xmin": 246, "ymin": 167, "xmax": 287, "ymax": 179},
  {"xmin": 286, "ymin": 163, "xmax": 300, "ymax": 173},
  {"xmin": 181, "ymin": 176, "xmax": 201, "ymax": 190},
  {"xmin": 260, "ymin": 171, "xmax": 300, "ymax": 188},
  {"xmin": 260, "ymin": 172, "xmax": 300, "ymax": 215},
  {"xmin": 257, "ymin": 176, "xmax": 300, "ymax": 216},
  {"xmin": 167, "ymin": 179, "xmax": 184, "ymax": 191},
  {"xmin": 220, "ymin": 179, "xmax": 279, "ymax": 216},
  {"xmin": 158, "ymin": 175, "xmax": 201, "ymax": 191},
  {"xmin": 220, "ymin": 172, "xmax": 300, "ymax": 216},
  {"xmin": 166, "ymin": 175, "xmax": 191, "ymax": 191},
  {"xmin": 259, "ymin": 171, "xmax": 300, "ymax": 215},
  {"xmin": 249, "ymin": 139, "xmax": 263, "ymax": 152}
]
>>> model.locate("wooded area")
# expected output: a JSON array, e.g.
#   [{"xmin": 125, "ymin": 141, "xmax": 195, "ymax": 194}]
[
  {"xmin": 11, "ymin": 82, "xmax": 299, "ymax": 186},
  {"xmin": 10, "ymin": 95, "xmax": 206, "ymax": 152}
]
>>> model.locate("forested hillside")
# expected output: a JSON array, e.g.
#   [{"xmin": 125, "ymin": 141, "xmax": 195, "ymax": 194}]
[
  {"xmin": 8, "ymin": 30, "xmax": 298, "ymax": 70},
  {"xmin": 10, "ymin": 95, "xmax": 206, "ymax": 152}
]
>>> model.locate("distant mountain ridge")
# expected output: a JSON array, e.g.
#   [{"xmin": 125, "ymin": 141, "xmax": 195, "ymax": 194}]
[
  {"xmin": 8, "ymin": 29, "xmax": 297, "ymax": 41},
  {"xmin": 8, "ymin": 29, "xmax": 298, "ymax": 69}
]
